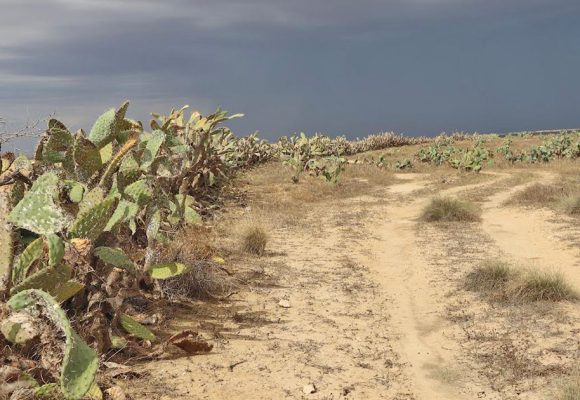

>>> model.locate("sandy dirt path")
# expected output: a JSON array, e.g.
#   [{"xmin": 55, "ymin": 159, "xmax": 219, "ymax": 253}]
[
  {"xmin": 122, "ymin": 170, "xmax": 579, "ymax": 400},
  {"xmin": 481, "ymin": 172, "xmax": 580, "ymax": 287}
]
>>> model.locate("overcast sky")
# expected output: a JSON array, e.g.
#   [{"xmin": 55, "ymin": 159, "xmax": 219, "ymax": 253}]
[{"xmin": 1, "ymin": 0, "xmax": 580, "ymax": 149}]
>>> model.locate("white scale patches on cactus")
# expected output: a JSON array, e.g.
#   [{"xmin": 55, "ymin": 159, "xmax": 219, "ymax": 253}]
[{"xmin": 8, "ymin": 172, "xmax": 70, "ymax": 235}]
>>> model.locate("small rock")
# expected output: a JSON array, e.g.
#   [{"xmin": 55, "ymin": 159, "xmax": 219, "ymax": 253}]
[
  {"xmin": 105, "ymin": 386, "xmax": 128, "ymax": 400},
  {"xmin": 278, "ymin": 299, "xmax": 291, "ymax": 308},
  {"xmin": 302, "ymin": 384, "xmax": 316, "ymax": 394}
]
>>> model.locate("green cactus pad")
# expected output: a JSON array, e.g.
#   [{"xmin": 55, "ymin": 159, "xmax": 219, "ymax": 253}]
[
  {"xmin": 9, "ymin": 180, "xmax": 26, "ymax": 207},
  {"xmin": 99, "ymin": 142, "xmax": 113, "ymax": 164},
  {"xmin": 52, "ymin": 280, "xmax": 84, "ymax": 303},
  {"xmin": 123, "ymin": 179, "xmax": 152, "ymax": 206},
  {"xmin": 104, "ymin": 200, "xmax": 138, "ymax": 232},
  {"xmin": 119, "ymin": 313, "xmax": 156, "ymax": 341},
  {"xmin": 46, "ymin": 234, "xmax": 65, "ymax": 267},
  {"xmin": 10, "ymin": 264, "xmax": 70, "ymax": 296},
  {"xmin": 0, "ymin": 193, "xmax": 13, "ymax": 288},
  {"xmin": 141, "ymin": 130, "xmax": 166, "ymax": 170},
  {"xmin": 69, "ymin": 197, "xmax": 118, "ymax": 241},
  {"xmin": 88, "ymin": 101, "xmax": 129, "ymax": 148},
  {"xmin": 78, "ymin": 187, "xmax": 104, "ymax": 214},
  {"xmin": 48, "ymin": 118, "xmax": 68, "ymax": 131},
  {"xmin": 147, "ymin": 262, "xmax": 187, "ymax": 280},
  {"xmin": 71, "ymin": 133, "xmax": 103, "ymax": 182},
  {"xmin": 66, "ymin": 181, "xmax": 85, "ymax": 203},
  {"xmin": 12, "ymin": 237, "xmax": 44, "ymax": 284},
  {"xmin": 8, "ymin": 172, "xmax": 69, "ymax": 235},
  {"xmin": 93, "ymin": 247, "xmax": 135, "ymax": 273},
  {"xmin": 8, "ymin": 289, "xmax": 98, "ymax": 400},
  {"xmin": 42, "ymin": 128, "xmax": 73, "ymax": 163}
]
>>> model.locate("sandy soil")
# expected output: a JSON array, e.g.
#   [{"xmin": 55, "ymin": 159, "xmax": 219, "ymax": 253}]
[{"xmin": 120, "ymin": 170, "xmax": 580, "ymax": 400}]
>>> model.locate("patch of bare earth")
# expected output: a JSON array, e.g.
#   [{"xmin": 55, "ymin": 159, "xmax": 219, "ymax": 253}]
[{"xmin": 120, "ymin": 166, "xmax": 580, "ymax": 400}]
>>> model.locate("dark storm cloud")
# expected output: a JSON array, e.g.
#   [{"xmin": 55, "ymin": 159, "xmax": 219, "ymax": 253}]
[{"xmin": 1, "ymin": 0, "xmax": 580, "ymax": 151}]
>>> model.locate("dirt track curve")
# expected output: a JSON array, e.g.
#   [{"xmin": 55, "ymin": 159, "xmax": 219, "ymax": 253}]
[{"xmin": 123, "ymin": 171, "xmax": 580, "ymax": 400}]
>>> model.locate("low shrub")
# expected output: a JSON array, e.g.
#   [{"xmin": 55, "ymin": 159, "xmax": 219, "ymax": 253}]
[{"xmin": 420, "ymin": 197, "xmax": 481, "ymax": 222}]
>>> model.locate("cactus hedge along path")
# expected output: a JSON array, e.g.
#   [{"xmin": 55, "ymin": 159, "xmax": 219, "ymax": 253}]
[{"xmin": 123, "ymin": 169, "xmax": 579, "ymax": 400}]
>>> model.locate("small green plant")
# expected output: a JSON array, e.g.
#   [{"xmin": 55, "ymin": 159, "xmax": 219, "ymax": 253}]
[
  {"xmin": 394, "ymin": 159, "xmax": 413, "ymax": 170},
  {"xmin": 420, "ymin": 197, "xmax": 481, "ymax": 222},
  {"xmin": 242, "ymin": 226, "xmax": 268, "ymax": 256}
]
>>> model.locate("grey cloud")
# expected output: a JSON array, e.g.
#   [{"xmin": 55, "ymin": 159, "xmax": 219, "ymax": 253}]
[{"xmin": 1, "ymin": 0, "xmax": 579, "ymax": 150}]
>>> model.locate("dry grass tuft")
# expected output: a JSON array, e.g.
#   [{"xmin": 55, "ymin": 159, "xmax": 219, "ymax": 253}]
[
  {"xmin": 513, "ymin": 270, "xmax": 578, "ymax": 302},
  {"xmin": 508, "ymin": 183, "xmax": 570, "ymax": 207},
  {"xmin": 160, "ymin": 260, "xmax": 236, "ymax": 300},
  {"xmin": 242, "ymin": 226, "xmax": 268, "ymax": 256},
  {"xmin": 466, "ymin": 260, "xmax": 578, "ymax": 303},
  {"xmin": 465, "ymin": 260, "xmax": 515, "ymax": 292},
  {"xmin": 420, "ymin": 197, "xmax": 481, "ymax": 222},
  {"xmin": 556, "ymin": 372, "xmax": 580, "ymax": 400},
  {"xmin": 559, "ymin": 194, "xmax": 580, "ymax": 216},
  {"xmin": 157, "ymin": 226, "xmax": 236, "ymax": 300}
]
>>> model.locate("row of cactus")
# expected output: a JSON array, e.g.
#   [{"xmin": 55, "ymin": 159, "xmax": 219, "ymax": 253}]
[
  {"xmin": 278, "ymin": 133, "xmax": 347, "ymax": 183},
  {"xmin": 416, "ymin": 132, "xmax": 580, "ymax": 171},
  {"xmin": 0, "ymin": 102, "xmax": 264, "ymax": 399}
]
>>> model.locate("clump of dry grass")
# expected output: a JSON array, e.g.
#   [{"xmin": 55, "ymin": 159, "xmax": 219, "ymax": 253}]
[
  {"xmin": 157, "ymin": 226, "xmax": 236, "ymax": 300},
  {"xmin": 465, "ymin": 260, "xmax": 515, "ymax": 292},
  {"xmin": 559, "ymin": 194, "xmax": 580, "ymax": 216},
  {"xmin": 466, "ymin": 260, "xmax": 578, "ymax": 303},
  {"xmin": 508, "ymin": 183, "xmax": 570, "ymax": 207},
  {"xmin": 420, "ymin": 197, "xmax": 481, "ymax": 222},
  {"xmin": 556, "ymin": 372, "xmax": 580, "ymax": 400},
  {"xmin": 242, "ymin": 226, "xmax": 268, "ymax": 256},
  {"xmin": 160, "ymin": 260, "xmax": 236, "ymax": 300}
]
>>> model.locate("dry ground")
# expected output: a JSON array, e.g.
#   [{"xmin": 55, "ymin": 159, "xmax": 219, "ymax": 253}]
[{"xmin": 117, "ymin": 156, "xmax": 580, "ymax": 400}]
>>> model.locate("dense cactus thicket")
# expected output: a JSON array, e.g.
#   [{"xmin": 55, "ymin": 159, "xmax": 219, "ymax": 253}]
[{"xmin": 0, "ymin": 102, "xmax": 275, "ymax": 399}]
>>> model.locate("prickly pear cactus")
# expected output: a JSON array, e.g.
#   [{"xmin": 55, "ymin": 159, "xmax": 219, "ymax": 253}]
[
  {"xmin": 69, "ymin": 197, "xmax": 119, "ymax": 241},
  {"xmin": 0, "ymin": 192, "xmax": 13, "ymax": 290},
  {"xmin": 8, "ymin": 172, "xmax": 69, "ymax": 235},
  {"xmin": 93, "ymin": 247, "xmax": 135, "ymax": 272},
  {"xmin": 67, "ymin": 133, "xmax": 103, "ymax": 182},
  {"xmin": 119, "ymin": 313, "xmax": 156, "ymax": 341},
  {"xmin": 42, "ymin": 125, "xmax": 73, "ymax": 163},
  {"xmin": 123, "ymin": 179, "xmax": 152, "ymax": 206},
  {"xmin": 141, "ymin": 130, "xmax": 166, "ymax": 170},
  {"xmin": 10, "ymin": 263, "xmax": 71, "ymax": 296},
  {"xmin": 88, "ymin": 101, "xmax": 129, "ymax": 148},
  {"xmin": 7, "ymin": 289, "xmax": 98, "ymax": 400},
  {"xmin": 46, "ymin": 234, "xmax": 65, "ymax": 267},
  {"xmin": 11, "ymin": 237, "xmax": 44, "ymax": 284}
]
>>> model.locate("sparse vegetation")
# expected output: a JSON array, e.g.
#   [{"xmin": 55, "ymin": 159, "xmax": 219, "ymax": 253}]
[
  {"xmin": 466, "ymin": 260, "xmax": 578, "ymax": 303},
  {"xmin": 508, "ymin": 183, "xmax": 570, "ymax": 206},
  {"xmin": 242, "ymin": 226, "xmax": 268, "ymax": 256},
  {"xmin": 555, "ymin": 372, "xmax": 580, "ymax": 400},
  {"xmin": 420, "ymin": 196, "xmax": 481, "ymax": 222},
  {"xmin": 559, "ymin": 194, "xmax": 580, "ymax": 216},
  {"xmin": 1, "ymin": 104, "xmax": 579, "ymax": 399}
]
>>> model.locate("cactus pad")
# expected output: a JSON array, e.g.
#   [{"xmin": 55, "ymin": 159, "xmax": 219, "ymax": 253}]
[
  {"xmin": 69, "ymin": 197, "xmax": 118, "ymax": 240},
  {"xmin": 141, "ymin": 130, "xmax": 166, "ymax": 170},
  {"xmin": 93, "ymin": 247, "xmax": 135, "ymax": 273},
  {"xmin": 147, "ymin": 262, "xmax": 187, "ymax": 280},
  {"xmin": 46, "ymin": 234, "xmax": 65, "ymax": 267},
  {"xmin": 7, "ymin": 289, "xmax": 98, "ymax": 399},
  {"xmin": 88, "ymin": 101, "xmax": 129, "ymax": 148},
  {"xmin": 119, "ymin": 313, "xmax": 156, "ymax": 341},
  {"xmin": 8, "ymin": 172, "xmax": 69, "ymax": 235},
  {"xmin": 12, "ymin": 237, "xmax": 44, "ymax": 284},
  {"xmin": 0, "ymin": 193, "xmax": 14, "ymax": 288}
]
